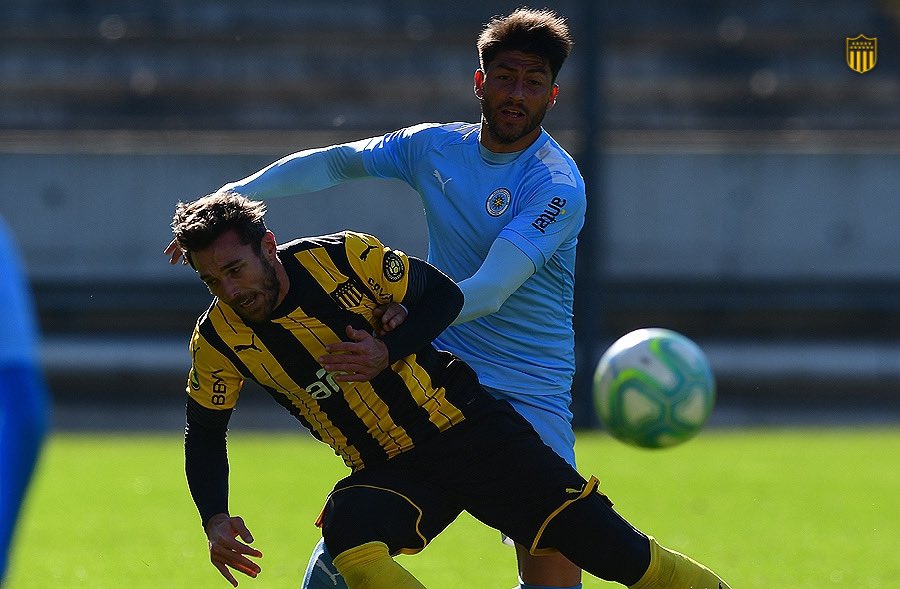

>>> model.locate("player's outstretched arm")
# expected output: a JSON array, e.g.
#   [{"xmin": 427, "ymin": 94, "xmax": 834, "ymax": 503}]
[
  {"xmin": 366, "ymin": 238, "xmax": 534, "ymax": 332},
  {"xmin": 219, "ymin": 139, "xmax": 371, "ymax": 199},
  {"xmin": 452, "ymin": 237, "xmax": 535, "ymax": 325},
  {"xmin": 165, "ymin": 139, "xmax": 373, "ymax": 264},
  {"xmin": 205, "ymin": 513, "xmax": 263, "ymax": 587}
]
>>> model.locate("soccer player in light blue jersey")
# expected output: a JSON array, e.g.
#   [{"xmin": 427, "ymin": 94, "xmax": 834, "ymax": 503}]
[
  {"xmin": 0, "ymin": 217, "xmax": 49, "ymax": 583},
  {"xmin": 168, "ymin": 8, "xmax": 585, "ymax": 589}
]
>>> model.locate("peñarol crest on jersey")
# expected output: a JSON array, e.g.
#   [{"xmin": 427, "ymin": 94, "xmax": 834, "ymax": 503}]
[
  {"xmin": 383, "ymin": 251, "xmax": 405, "ymax": 282},
  {"xmin": 846, "ymin": 35, "xmax": 877, "ymax": 74}
]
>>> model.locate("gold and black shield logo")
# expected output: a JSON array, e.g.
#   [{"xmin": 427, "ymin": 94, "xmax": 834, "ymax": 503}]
[
  {"xmin": 383, "ymin": 251, "xmax": 405, "ymax": 282},
  {"xmin": 331, "ymin": 279, "xmax": 366, "ymax": 310},
  {"xmin": 846, "ymin": 34, "xmax": 877, "ymax": 74}
]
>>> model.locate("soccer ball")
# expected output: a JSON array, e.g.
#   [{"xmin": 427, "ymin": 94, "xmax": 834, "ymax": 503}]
[{"xmin": 593, "ymin": 328, "xmax": 715, "ymax": 449}]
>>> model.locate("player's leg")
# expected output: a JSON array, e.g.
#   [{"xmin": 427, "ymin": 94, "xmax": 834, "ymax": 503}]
[
  {"xmin": 539, "ymin": 491, "xmax": 732, "ymax": 588},
  {"xmin": 0, "ymin": 363, "xmax": 49, "ymax": 581},
  {"xmin": 322, "ymin": 486, "xmax": 425, "ymax": 589},
  {"xmin": 300, "ymin": 537, "xmax": 346, "ymax": 589},
  {"xmin": 458, "ymin": 401, "xmax": 731, "ymax": 588},
  {"xmin": 487, "ymin": 389, "xmax": 583, "ymax": 589},
  {"xmin": 515, "ymin": 543, "xmax": 582, "ymax": 589},
  {"xmin": 627, "ymin": 537, "xmax": 733, "ymax": 589},
  {"xmin": 320, "ymin": 462, "xmax": 462, "ymax": 589},
  {"xmin": 332, "ymin": 541, "xmax": 425, "ymax": 589}
]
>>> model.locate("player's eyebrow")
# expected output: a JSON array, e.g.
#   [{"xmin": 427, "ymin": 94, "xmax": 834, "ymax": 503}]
[
  {"xmin": 199, "ymin": 259, "xmax": 242, "ymax": 283},
  {"xmin": 490, "ymin": 61, "xmax": 551, "ymax": 76}
]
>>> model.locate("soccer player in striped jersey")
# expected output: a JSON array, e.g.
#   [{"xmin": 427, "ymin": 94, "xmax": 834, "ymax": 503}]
[
  {"xmin": 0, "ymin": 217, "xmax": 49, "ymax": 583},
  {"xmin": 167, "ymin": 9, "xmax": 587, "ymax": 588},
  {"xmin": 173, "ymin": 192, "xmax": 732, "ymax": 589}
]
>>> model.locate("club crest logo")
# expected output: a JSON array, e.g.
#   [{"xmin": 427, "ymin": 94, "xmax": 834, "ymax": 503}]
[
  {"xmin": 383, "ymin": 251, "xmax": 405, "ymax": 282},
  {"xmin": 486, "ymin": 188, "xmax": 511, "ymax": 217},
  {"xmin": 331, "ymin": 279, "xmax": 366, "ymax": 310},
  {"xmin": 846, "ymin": 34, "xmax": 877, "ymax": 74}
]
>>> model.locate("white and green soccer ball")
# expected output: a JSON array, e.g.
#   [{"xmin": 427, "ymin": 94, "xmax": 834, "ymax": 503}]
[{"xmin": 593, "ymin": 328, "xmax": 715, "ymax": 449}]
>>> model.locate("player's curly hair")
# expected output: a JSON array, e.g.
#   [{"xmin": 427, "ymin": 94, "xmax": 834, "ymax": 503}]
[
  {"xmin": 171, "ymin": 191, "xmax": 268, "ymax": 267},
  {"xmin": 477, "ymin": 7, "xmax": 573, "ymax": 81}
]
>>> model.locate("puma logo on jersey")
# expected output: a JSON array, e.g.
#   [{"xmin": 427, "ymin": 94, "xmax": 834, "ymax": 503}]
[
  {"xmin": 433, "ymin": 169, "xmax": 452, "ymax": 194},
  {"xmin": 359, "ymin": 244, "xmax": 376, "ymax": 260},
  {"xmin": 550, "ymin": 169, "xmax": 575, "ymax": 183},
  {"xmin": 233, "ymin": 334, "xmax": 261, "ymax": 353}
]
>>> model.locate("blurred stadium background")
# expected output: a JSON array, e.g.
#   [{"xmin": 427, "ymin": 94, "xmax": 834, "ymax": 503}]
[{"xmin": 1, "ymin": 0, "xmax": 898, "ymax": 431}]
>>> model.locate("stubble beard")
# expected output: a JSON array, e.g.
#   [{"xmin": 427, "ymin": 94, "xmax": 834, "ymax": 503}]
[
  {"xmin": 481, "ymin": 100, "xmax": 548, "ymax": 146},
  {"xmin": 232, "ymin": 257, "xmax": 280, "ymax": 323}
]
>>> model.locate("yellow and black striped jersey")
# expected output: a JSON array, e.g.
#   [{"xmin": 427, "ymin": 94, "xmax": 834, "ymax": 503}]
[{"xmin": 186, "ymin": 231, "xmax": 478, "ymax": 471}]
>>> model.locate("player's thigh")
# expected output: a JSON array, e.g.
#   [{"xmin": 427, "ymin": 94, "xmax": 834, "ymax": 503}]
[
  {"xmin": 321, "ymin": 461, "xmax": 463, "ymax": 557},
  {"xmin": 497, "ymin": 391, "xmax": 577, "ymax": 467},
  {"xmin": 443, "ymin": 404, "xmax": 588, "ymax": 549}
]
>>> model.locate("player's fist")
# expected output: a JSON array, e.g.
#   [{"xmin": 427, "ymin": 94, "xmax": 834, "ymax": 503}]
[{"xmin": 372, "ymin": 302, "xmax": 408, "ymax": 334}]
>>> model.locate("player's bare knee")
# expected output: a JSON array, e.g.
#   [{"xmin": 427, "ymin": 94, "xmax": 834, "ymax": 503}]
[{"xmin": 516, "ymin": 545, "xmax": 582, "ymax": 587}]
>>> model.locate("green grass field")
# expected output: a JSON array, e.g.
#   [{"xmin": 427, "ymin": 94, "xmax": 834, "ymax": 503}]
[{"xmin": 7, "ymin": 427, "xmax": 899, "ymax": 588}]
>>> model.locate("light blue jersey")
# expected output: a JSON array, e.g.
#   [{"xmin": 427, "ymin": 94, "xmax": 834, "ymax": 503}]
[
  {"xmin": 359, "ymin": 123, "xmax": 585, "ymax": 397},
  {"xmin": 225, "ymin": 122, "xmax": 586, "ymax": 398}
]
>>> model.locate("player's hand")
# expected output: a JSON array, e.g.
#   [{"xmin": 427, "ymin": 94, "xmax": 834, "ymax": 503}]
[
  {"xmin": 165, "ymin": 238, "xmax": 188, "ymax": 265},
  {"xmin": 318, "ymin": 325, "xmax": 389, "ymax": 381},
  {"xmin": 205, "ymin": 513, "xmax": 263, "ymax": 587},
  {"xmin": 372, "ymin": 302, "xmax": 408, "ymax": 335}
]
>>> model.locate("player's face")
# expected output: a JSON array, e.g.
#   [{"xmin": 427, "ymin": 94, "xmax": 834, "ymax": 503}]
[
  {"xmin": 192, "ymin": 229, "xmax": 284, "ymax": 323},
  {"xmin": 475, "ymin": 50, "xmax": 559, "ymax": 153}
]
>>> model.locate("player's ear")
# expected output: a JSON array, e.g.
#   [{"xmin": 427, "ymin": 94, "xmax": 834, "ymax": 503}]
[
  {"xmin": 548, "ymin": 84, "xmax": 559, "ymax": 109},
  {"xmin": 473, "ymin": 69, "xmax": 485, "ymax": 100},
  {"xmin": 261, "ymin": 231, "xmax": 278, "ymax": 259}
]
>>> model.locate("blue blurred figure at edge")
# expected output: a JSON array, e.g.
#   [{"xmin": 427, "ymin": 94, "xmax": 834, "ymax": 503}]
[{"xmin": 0, "ymin": 216, "xmax": 49, "ymax": 583}]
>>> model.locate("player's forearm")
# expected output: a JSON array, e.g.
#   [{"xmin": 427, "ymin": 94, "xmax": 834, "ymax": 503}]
[
  {"xmin": 184, "ymin": 399, "xmax": 232, "ymax": 528},
  {"xmin": 452, "ymin": 238, "xmax": 535, "ymax": 325},
  {"xmin": 220, "ymin": 140, "xmax": 371, "ymax": 199},
  {"xmin": 380, "ymin": 258, "xmax": 463, "ymax": 363}
]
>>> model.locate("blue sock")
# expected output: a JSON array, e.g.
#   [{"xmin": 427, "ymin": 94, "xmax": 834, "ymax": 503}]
[{"xmin": 301, "ymin": 538, "xmax": 347, "ymax": 589}]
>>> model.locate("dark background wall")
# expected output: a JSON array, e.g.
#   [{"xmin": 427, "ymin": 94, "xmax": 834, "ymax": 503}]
[{"xmin": 1, "ymin": 0, "xmax": 898, "ymax": 427}]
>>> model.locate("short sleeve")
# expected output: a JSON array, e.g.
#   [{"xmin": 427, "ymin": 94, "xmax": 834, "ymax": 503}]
[
  {"xmin": 499, "ymin": 184, "xmax": 586, "ymax": 271},
  {"xmin": 186, "ymin": 325, "xmax": 244, "ymax": 410},
  {"xmin": 343, "ymin": 232, "xmax": 410, "ymax": 305}
]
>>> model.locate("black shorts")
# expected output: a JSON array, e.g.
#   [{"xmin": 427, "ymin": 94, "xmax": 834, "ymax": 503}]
[{"xmin": 319, "ymin": 397, "xmax": 603, "ymax": 558}]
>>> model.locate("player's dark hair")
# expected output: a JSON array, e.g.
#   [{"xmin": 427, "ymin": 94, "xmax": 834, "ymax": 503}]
[
  {"xmin": 171, "ymin": 191, "xmax": 268, "ymax": 268},
  {"xmin": 477, "ymin": 7, "xmax": 573, "ymax": 81}
]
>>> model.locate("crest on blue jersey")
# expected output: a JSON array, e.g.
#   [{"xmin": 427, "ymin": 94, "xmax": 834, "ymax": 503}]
[{"xmin": 486, "ymin": 188, "xmax": 511, "ymax": 217}]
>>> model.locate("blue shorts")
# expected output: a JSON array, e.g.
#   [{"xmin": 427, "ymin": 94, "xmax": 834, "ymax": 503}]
[{"xmin": 483, "ymin": 386, "xmax": 576, "ymax": 468}]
